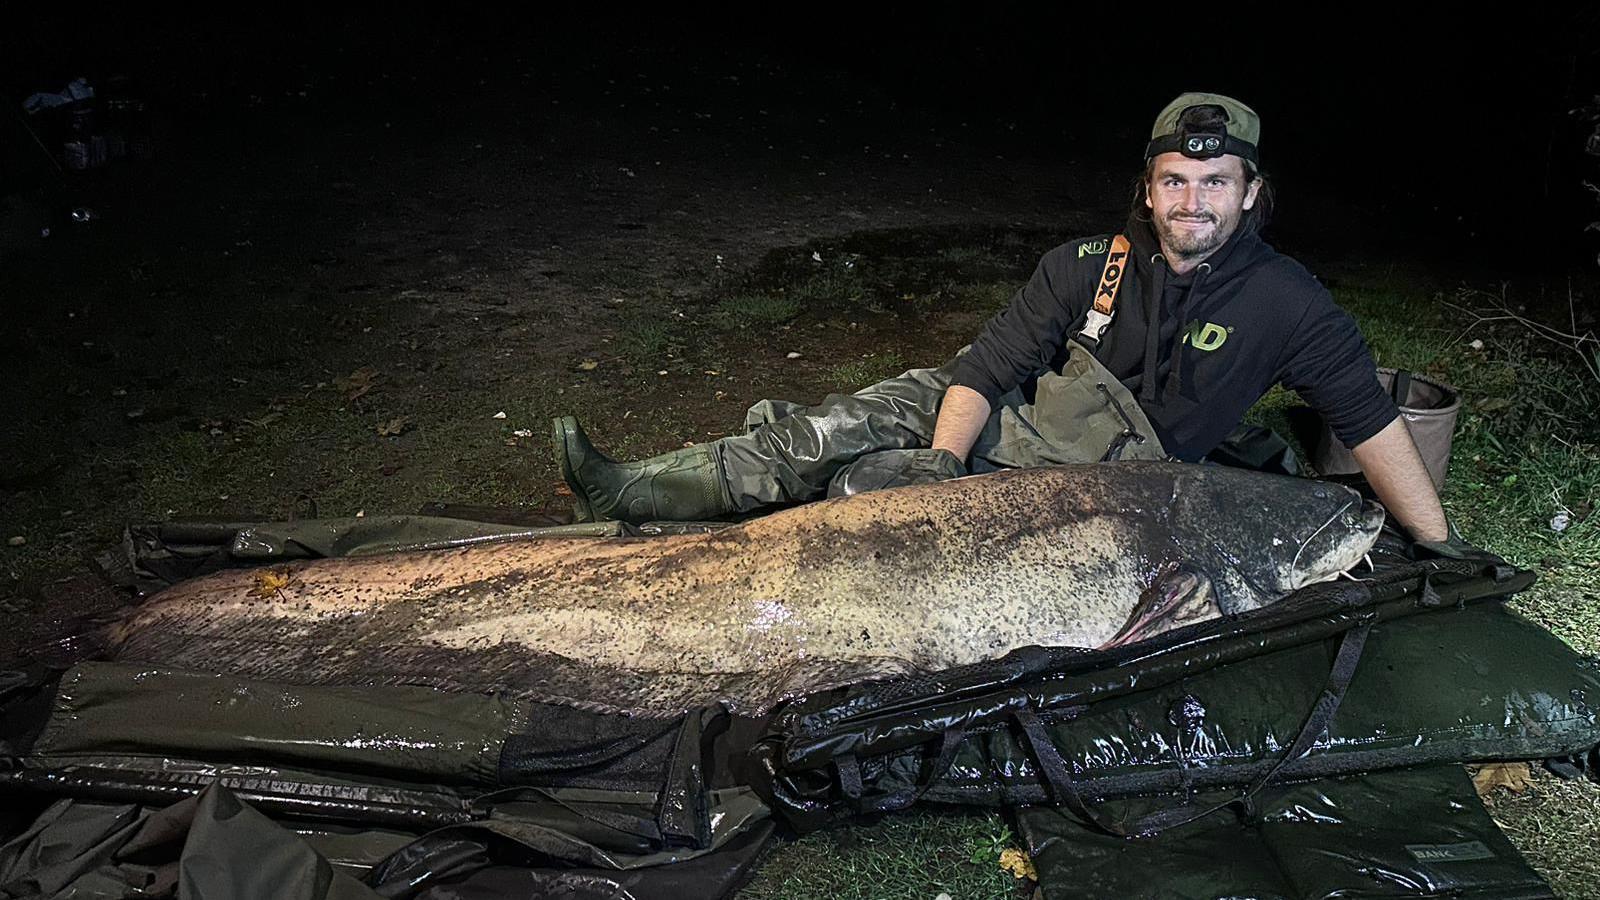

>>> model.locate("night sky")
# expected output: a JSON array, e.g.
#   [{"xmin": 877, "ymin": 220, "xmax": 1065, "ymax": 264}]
[
  {"xmin": 3, "ymin": 7, "xmax": 1599, "ymax": 373},
  {"xmin": 6, "ymin": 9, "xmax": 1597, "ymax": 271}
]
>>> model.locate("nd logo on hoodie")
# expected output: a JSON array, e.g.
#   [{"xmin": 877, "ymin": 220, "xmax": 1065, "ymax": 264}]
[{"xmin": 1182, "ymin": 320, "xmax": 1231, "ymax": 352}]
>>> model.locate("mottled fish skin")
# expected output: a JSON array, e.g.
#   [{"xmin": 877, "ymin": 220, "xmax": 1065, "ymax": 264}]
[{"xmin": 106, "ymin": 463, "xmax": 1382, "ymax": 713}]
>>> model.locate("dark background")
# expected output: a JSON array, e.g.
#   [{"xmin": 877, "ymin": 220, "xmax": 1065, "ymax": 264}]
[{"xmin": 5, "ymin": 7, "xmax": 1599, "ymax": 286}]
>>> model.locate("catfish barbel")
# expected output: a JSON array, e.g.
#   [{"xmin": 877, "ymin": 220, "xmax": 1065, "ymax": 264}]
[{"xmin": 105, "ymin": 463, "xmax": 1384, "ymax": 713}]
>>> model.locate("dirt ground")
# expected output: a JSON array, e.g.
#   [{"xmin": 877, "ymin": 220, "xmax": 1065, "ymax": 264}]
[
  {"xmin": 4, "ymin": 42, "xmax": 1599, "ymax": 898},
  {"xmin": 2, "ymin": 51, "xmax": 1131, "ymax": 629}
]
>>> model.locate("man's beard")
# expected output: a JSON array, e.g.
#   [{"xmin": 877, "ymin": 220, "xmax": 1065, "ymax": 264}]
[{"xmin": 1155, "ymin": 211, "xmax": 1230, "ymax": 261}]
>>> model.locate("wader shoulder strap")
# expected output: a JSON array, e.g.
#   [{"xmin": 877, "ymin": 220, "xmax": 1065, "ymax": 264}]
[{"xmin": 1075, "ymin": 234, "xmax": 1131, "ymax": 349}]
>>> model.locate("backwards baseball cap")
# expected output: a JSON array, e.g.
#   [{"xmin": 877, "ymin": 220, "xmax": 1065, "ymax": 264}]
[{"xmin": 1145, "ymin": 92, "xmax": 1260, "ymax": 164}]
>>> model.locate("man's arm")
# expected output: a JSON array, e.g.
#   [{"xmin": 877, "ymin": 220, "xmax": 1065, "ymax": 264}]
[
  {"xmin": 947, "ymin": 242, "xmax": 1093, "ymax": 411},
  {"xmin": 1349, "ymin": 416, "xmax": 1448, "ymax": 542},
  {"xmin": 931, "ymin": 384, "xmax": 992, "ymax": 463}
]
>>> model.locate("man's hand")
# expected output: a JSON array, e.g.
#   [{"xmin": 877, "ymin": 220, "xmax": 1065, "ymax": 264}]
[
  {"xmin": 1411, "ymin": 532, "xmax": 1506, "ymax": 566},
  {"xmin": 931, "ymin": 384, "xmax": 991, "ymax": 464},
  {"xmin": 1349, "ymin": 416, "xmax": 1449, "ymax": 543}
]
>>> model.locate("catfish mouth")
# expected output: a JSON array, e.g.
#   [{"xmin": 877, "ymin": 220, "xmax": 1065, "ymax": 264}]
[{"xmin": 1288, "ymin": 497, "xmax": 1386, "ymax": 590}]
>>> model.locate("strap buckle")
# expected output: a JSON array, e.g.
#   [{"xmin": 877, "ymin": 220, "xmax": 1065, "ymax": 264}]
[{"xmin": 1077, "ymin": 308, "xmax": 1115, "ymax": 347}]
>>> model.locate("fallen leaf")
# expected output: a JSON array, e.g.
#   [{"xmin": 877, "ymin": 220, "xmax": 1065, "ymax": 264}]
[
  {"xmin": 337, "ymin": 367, "xmax": 382, "ymax": 402},
  {"xmin": 1471, "ymin": 762, "xmax": 1533, "ymax": 802},
  {"xmin": 492, "ymin": 411, "xmax": 507, "ymax": 419},
  {"xmin": 377, "ymin": 416, "xmax": 411, "ymax": 437},
  {"xmin": 577, "ymin": 359, "xmax": 599, "ymax": 371},
  {"xmin": 553, "ymin": 482, "xmax": 574, "ymax": 497},
  {"xmin": 249, "ymin": 568, "xmax": 298, "ymax": 599},
  {"xmin": 999, "ymin": 848, "xmax": 1036, "ymax": 881}
]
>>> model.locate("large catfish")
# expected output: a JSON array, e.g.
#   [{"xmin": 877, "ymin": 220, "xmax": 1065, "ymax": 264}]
[{"xmin": 106, "ymin": 463, "xmax": 1383, "ymax": 713}]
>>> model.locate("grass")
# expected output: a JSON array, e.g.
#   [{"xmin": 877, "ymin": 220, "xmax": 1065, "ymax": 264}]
[
  {"xmin": 715, "ymin": 293, "xmax": 802, "ymax": 329},
  {"xmin": 824, "ymin": 351, "xmax": 909, "ymax": 389},
  {"xmin": 617, "ymin": 317, "xmax": 680, "ymax": 362},
  {"xmin": 742, "ymin": 810, "xmax": 1023, "ymax": 900},
  {"xmin": 787, "ymin": 265, "xmax": 873, "ymax": 311},
  {"xmin": 1494, "ymin": 769, "xmax": 1600, "ymax": 899}
]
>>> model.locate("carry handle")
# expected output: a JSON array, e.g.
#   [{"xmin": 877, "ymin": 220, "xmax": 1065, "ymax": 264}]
[{"xmin": 1390, "ymin": 370, "xmax": 1412, "ymax": 406}]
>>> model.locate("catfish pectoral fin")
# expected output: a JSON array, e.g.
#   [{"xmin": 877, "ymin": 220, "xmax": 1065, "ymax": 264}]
[{"xmin": 1098, "ymin": 566, "xmax": 1215, "ymax": 650}]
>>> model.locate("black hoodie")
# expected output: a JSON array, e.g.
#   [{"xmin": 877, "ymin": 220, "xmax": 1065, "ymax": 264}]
[{"xmin": 947, "ymin": 215, "xmax": 1397, "ymax": 462}]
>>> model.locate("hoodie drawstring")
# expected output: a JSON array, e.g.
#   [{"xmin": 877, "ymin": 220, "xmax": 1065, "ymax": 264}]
[
  {"xmin": 1165, "ymin": 262, "xmax": 1212, "ymax": 403},
  {"xmin": 1139, "ymin": 254, "xmax": 1166, "ymax": 404}
]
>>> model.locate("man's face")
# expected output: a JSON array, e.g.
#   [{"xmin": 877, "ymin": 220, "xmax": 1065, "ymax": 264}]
[{"xmin": 1144, "ymin": 153, "xmax": 1261, "ymax": 263}]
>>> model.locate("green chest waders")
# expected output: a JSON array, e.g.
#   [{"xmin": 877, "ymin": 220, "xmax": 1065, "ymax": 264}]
[{"xmin": 969, "ymin": 346, "xmax": 1166, "ymax": 472}]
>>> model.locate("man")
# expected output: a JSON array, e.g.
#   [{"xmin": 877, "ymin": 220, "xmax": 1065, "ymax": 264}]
[{"xmin": 554, "ymin": 93, "xmax": 1450, "ymax": 543}]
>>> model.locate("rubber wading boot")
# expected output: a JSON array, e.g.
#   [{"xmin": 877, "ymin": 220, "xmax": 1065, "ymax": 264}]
[{"xmin": 554, "ymin": 416, "xmax": 735, "ymax": 524}]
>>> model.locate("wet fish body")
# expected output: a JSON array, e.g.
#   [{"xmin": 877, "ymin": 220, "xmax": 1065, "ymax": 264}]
[{"xmin": 106, "ymin": 463, "xmax": 1383, "ymax": 713}]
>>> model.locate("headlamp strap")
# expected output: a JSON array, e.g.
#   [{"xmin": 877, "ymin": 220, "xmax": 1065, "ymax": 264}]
[
  {"xmin": 1076, "ymin": 234, "xmax": 1130, "ymax": 349},
  {"xmin": 1144, "ymin": 133, "xmax": 1258, "ymax": 164}
]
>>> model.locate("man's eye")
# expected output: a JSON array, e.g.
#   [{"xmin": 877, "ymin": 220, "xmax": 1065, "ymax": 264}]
[{"xmin": 1207, "ymin": 179, "xmax": 1226, "ymax": 188}]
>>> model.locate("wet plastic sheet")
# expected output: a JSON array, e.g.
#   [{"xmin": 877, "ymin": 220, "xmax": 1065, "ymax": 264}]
[
  {"xmin": 0, "ymin": 783, "xmax": 774, "ymax": 900},
  {"xmin": 1, "ymin": 658, "xmax": 779, "ymax": 882},
  {"xmin": 1017, "ymin": 764, "xmax": 1555, "ymax": 899},
  {"xmin": 28, "ymin": 663, "xmax": 524, "ymax": 785},
  {"xmin": 117, "ymin": 517, "xmax": 632, "ymax": 594},
  {"xmin": 361, "ymin": 815, "xmax": 775, "ymax": 900},
  {"xmin": 754, "ymin": 568, "xmax": 1600, "ymax": 829},
  {"xmin": 0, "ymin": 782, "xmax": 382, "ymax": 899},
  {"xmin": 932, "ymin": 601, "xmax": 1600, "ymax": 805}
]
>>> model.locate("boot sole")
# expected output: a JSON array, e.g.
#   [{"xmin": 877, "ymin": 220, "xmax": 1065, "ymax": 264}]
[{"xmin": 552, "ymin": 416, "xmax": 597, "ymax": 523}]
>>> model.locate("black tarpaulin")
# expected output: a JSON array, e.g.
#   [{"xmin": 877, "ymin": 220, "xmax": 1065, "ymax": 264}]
[{"xmin": 1017, "ymin": 764, "xmax": 1555, "ymax": 899}]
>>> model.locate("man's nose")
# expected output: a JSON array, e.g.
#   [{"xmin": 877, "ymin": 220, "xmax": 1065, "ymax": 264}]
[{"xmin": 1179, "ymin": 184, "xmax": 1204, "ymax": 211}]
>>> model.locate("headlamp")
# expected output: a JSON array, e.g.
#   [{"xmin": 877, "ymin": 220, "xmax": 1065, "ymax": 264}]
[
  {"xmin": 1182, "ymin": 132, "xmax": 1226, "ymax": 159},
  {"xmin": 1144, "ymin": 125, "xmax": 1258, "ymax": 164}
]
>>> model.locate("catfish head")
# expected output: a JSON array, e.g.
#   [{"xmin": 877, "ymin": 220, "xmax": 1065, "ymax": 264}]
[
  {"xmin": 1157, "ymin": 464, "xmax": 1387, "ymax": 614},
  {"xmin": 1283, "ymin": 498, "xmax": 1386, "ymax": 589}
]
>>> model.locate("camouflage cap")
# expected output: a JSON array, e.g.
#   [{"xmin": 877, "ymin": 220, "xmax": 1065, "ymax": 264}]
[{"xmin": 1146, "ymin": 92, "xmax": 1260, "ymax": 164}]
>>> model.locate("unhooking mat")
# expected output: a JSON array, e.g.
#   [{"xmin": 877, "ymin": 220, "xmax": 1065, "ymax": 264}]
[
  {"xmin": 1017, "ymin": 763, "xmax": 1556, "ymax": 899},
  {"xmin": 5, "ymin": 514, "xmax": 1599, "ymax": 897}
]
